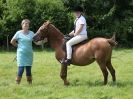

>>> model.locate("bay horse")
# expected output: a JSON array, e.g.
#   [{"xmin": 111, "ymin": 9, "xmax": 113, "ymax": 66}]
[{"xmin": 33, "ymin": 21, "xmax": 117, "ymax": 85}]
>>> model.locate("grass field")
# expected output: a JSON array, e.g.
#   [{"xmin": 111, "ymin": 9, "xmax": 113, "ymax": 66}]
[{"xmin": 0, "ymin": 49, "xmax": 133, "ymax": 99}]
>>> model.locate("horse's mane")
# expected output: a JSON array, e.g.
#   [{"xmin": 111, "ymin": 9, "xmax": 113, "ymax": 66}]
[{"xmin": 50, "ymin": 24, "xmax": 64, "ymax": 37}]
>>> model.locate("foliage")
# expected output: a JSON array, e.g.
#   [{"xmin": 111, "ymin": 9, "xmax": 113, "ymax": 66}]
[
  {"xmin": 0, "ymin": 0, "xmax": 133, "ymax": 48},
  {"xmin": 32, "ymin": 0, "xmax": 70, "ymax": 34},
  {"xmin": 63, "ymin": 0, "xmax": 133, "ymax": 47},
  {"xmin": 0, "ymin": 0, "xmax": 70, "ymax": 49}
]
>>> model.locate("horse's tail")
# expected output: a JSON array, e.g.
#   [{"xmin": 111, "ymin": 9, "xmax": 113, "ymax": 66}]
[{"xmin": 107, "ymin": 33, "xmax": 117, "ymax": 46}]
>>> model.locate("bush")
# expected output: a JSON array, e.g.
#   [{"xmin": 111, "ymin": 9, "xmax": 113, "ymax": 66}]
[
  {"xmin": 32, "ymin": 0, "xmax": 70, "ymax": 34},
  {"xmin": 63, "ymin": 0, "xmax": 133, "ymax": 47},
  {"xmin": 0, "ymin": 0, "xmax": 133, "ymax": 49},
  {"xmin": 0, "ymin": 0, "xmax": 72, "ymax": 49}
]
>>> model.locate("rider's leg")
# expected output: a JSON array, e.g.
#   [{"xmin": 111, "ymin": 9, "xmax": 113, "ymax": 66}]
[{"xmin": 66, "ymin": 35, "xmax": 87, "ymax": 65}]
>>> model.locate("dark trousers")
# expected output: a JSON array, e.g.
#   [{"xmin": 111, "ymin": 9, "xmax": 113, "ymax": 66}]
[{"xmin": 17, "ymin": 66, "xmax": 32, "ymax": 77}]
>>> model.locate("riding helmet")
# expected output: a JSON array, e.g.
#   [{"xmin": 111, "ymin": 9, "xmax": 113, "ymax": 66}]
[{"xmin": 73, "ymin": 6, "xmax": 84, "ymax": 12}]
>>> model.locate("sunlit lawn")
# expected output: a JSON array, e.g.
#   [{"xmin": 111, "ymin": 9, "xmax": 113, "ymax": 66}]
[{"xmin": 0, "ymin": 49, "xmax": 133, "ymax": 99}]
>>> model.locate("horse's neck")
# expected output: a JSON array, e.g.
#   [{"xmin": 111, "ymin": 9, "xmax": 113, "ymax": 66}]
[{"xmin": 48, "ymin": 24, "xmax": 64, "ymax": 50}]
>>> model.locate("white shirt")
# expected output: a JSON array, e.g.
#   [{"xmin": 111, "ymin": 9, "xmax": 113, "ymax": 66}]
[{"xmin": 74, "ymin": 15, "xmax": 87, "ymax": 35}]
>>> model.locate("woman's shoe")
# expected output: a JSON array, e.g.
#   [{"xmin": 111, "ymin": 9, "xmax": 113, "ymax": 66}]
[
  {"xmin": 16, "ymin": 76, "xmax": 21, "ymax": 84},
  {"xmin": 26, "ymin": 76, "xmax": 32, "ymax": 84}
]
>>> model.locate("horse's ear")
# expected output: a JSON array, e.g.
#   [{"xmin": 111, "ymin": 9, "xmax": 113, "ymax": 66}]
[
  {"xmin": 43, "ymin": 21, "xmax": 47, "ymax": 25},
  {"xmin": 46, "ymin": 20, "xmax": 52, "ymax": 25},
  {"xmin": 43, "ymin": 20, "xmax": 52, "ymax": 25},
  {"xmin": 43, "ymin": 20, "xmax": 51, "ymax": 25}
]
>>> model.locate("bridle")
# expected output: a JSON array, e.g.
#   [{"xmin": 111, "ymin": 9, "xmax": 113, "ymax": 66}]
[{"xmin": 36, "ymin": 23, "xmax": 50, "ymax": 41}]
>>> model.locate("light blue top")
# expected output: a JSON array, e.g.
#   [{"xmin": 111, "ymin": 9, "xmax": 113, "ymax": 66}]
[{"xmin": 13, "ymin": 30, "xmax": 34, "ymax": 67}]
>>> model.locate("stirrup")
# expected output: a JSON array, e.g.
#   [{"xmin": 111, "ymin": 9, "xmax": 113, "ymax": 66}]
[
  {"xmin": 60, "ymin": 59, "xmax": 71, "ymax": 66},
  {"xmin": 66, "ymin": 59, "xmax": 71, "ymax": 66}
]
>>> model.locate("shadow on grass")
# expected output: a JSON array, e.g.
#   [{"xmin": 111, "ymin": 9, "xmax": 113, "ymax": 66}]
[
  {"xmin": 109, "ymin": 81, "xmax": 133, "ymax": 87},
  {"xmin": 70, "ymin": 79, "xmax": 103, "ymax": 87},
  {"xmin": 70, "ymin": 79, "xmax": 133, "ymax": 87}
]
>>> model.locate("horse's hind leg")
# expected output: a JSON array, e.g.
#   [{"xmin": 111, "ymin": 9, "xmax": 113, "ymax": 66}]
[
  {"xmin": 96, "ymin": 59, "xmax": 108, "ymax": 85},
  {"xmin": 106, "ymin": 61, "xmax": 116, "ymax": 82}
]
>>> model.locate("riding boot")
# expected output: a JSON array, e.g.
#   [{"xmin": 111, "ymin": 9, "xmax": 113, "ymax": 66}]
[
  {"xmin": 65, "ymin": 59, "xmax": 71, "ymax": 66},
  {"xmin": 67, "ymin": 59, "xmax": 72, "ymax": 65},
  {"xmin": 16, "ymin": 76, "xmax": 22, "ymax": 84},
  {"xmin": 26, "ymin": 76, "xmax": 32, "ymax": 84}
]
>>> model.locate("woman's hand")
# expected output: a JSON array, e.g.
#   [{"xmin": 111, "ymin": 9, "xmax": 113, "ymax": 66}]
[{"xmin": 10, "ymin": 39, "xmax": 17, "ymax": 47}]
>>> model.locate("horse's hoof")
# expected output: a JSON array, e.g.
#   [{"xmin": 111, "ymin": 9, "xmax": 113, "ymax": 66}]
[
  {"xmin": 112, "ymin": 81, "xmax": 116, "ymax": 85},
  {"xmin": 64, "ymin": 81, "xmax": 70, "ymax": 86},
  {"xmin": 103, "ymin": 83, "xmax": 107, "ymax": 85}
]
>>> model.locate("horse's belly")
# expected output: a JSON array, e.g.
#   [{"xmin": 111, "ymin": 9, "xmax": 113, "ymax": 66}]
[
  {"xmin": 72, "ymin": 45, "xmax": 95, "ymax": 66},
  {"xmin": 72, "ymin": 58, "xmax": 95, "ymax": 66}
]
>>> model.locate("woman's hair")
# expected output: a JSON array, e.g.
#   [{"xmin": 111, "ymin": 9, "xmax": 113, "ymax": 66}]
[{"xmin": 21, "ymin": 19, "xmax": 30, "ymax": 25}]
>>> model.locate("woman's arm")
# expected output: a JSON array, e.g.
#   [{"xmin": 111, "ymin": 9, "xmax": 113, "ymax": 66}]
[
  {"xmin": 10, "ymin": 39, "xmax": 17, "ymax": 47},
  {"xmin": 74, "ymin": 24, "xmax": 84, "ymax": 36}
]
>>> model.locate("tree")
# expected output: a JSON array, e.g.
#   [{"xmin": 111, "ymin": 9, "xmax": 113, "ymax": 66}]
[
  {"xmin": 0, "ymin": 0, "xmax": 71, "ymax": 49},
  {"xmin": 0, "ymin": 0, "xmax": 36, "ymax": 50},
  {"xmin": 62, "ymin": 0, "xmax": 133, "ymax": 47}
]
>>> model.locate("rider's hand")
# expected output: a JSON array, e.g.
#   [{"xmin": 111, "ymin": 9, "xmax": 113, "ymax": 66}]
[
  {"xmin": 74, "ymin": 33, "xmax": 78, "ymax": 36},
  {"xmin": 69, "ymin": 32, "xmax": 73, "ymax": 36},
  {"xmin": 69, "ymin": 30, "xmax": 74, "ymax": 36}
]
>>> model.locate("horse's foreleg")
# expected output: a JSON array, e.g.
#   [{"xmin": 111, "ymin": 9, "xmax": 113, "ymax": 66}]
[{"xmin": 60, "ymin": 64, "xmax": 69, "ymax": 85}]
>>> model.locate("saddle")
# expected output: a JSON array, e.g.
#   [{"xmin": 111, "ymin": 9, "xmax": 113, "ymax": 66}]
[{"xmin": 62, "ymin": 34, "xmax": 89, "ymax": 51}]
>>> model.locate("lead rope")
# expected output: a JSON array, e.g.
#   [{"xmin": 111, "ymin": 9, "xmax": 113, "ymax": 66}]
[{"xmin": 13, "ymin": 56, "xmax": 17, "ymax": 62}]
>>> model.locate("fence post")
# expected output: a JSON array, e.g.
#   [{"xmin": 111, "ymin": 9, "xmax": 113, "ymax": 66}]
[
  {"xmin": 6, "ymin": 35, "xmax": 9, "ymax": 51},
  {"xmin": 41, "ymin": 42, "xmax": 44, "ymax": 51}
]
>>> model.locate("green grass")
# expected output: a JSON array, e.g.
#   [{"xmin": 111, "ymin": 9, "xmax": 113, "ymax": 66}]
[{"xmin": 0, "ymin": 49, "xmax": 133, "ymax": 99}]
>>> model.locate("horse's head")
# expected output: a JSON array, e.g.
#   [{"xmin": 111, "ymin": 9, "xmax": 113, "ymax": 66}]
[{"xmin": 33, "ymin": 20, "xmax": 51, "ymax": 42}]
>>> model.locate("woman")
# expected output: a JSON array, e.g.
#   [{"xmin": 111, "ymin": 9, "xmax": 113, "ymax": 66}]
[
  {"xmin": 65, "ymin": 6, "xmax": 88, "ymax": 65},
  {"xmin": 10, "ymin": 19, "xmax": 34, "ymax": 84}
]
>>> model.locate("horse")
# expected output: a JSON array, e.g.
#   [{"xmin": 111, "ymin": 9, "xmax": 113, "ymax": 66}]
[{"xmin": 33, "ymin": 21, "xmax": 117, "ymax": 85}]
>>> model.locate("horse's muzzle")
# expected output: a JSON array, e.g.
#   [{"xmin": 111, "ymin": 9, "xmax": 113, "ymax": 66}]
[{"xmin": 33, "ymin": 34, "xmax": 39, "ymax": 42}]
